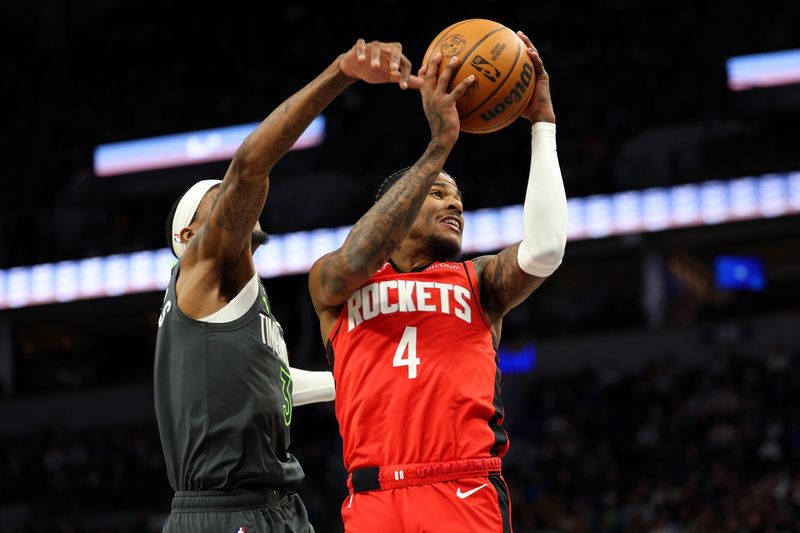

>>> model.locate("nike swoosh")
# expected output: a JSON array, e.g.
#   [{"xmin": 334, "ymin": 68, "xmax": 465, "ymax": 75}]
[{"xmin": 456, "ymin": 483, "xmax": 488, "ymax": 499}]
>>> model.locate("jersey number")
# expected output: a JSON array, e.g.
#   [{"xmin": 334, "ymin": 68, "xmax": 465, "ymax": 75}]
[
  {"xmin": 279, "ymin": 366, "xmax": 293, "ymax": 426},
  {"xmin": 393, "ymin": 327, "xmax": 421, "ymax": 379}
]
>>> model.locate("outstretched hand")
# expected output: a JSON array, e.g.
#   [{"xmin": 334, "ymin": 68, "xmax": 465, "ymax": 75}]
[
  {"xmin": 340, "ymin": 39, "xmax": 423, "ymax": 90},
  {"xmin": 418, "ymin": 53, "xmax": 475, "ymax": 145},
  {"xmin": 517, "ymin": 31, "xmax": 556, "ymax": 124}
]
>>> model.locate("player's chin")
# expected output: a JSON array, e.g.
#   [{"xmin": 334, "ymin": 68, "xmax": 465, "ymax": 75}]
[{"xmin": 427, "ymin": 232, "xmax": 462, "ymax": 262}]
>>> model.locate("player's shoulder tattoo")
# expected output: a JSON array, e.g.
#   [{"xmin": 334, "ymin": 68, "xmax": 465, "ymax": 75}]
[{"xmin": 469, "ymin": 255, "xmax": 492, "ymax": 276}]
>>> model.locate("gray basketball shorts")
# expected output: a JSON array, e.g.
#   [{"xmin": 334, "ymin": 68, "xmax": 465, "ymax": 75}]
[{"xmin": 163, "ymin": 488, "xmax": 315, "ymax": 533}]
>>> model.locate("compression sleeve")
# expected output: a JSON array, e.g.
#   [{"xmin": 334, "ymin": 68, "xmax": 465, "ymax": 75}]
[
  {"xmin": 516, "ymin": 122, "xmax": 567, "ymax": 277},
  {"xmin": 289, "ymin": 367, "xmax": 336, "ymax": 406}
]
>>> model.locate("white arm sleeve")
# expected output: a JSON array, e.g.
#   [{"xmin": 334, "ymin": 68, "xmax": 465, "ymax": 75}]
[
  {"xmin": 516, "ymin": 122, "xmax": 568, "ymax": 277},
  {"xmin": 289, "ymin": 367, "xmax": 335, "ymax": 406}
]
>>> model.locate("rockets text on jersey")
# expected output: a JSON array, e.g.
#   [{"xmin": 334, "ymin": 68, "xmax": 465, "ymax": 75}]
[{"xmin": 328, "ymin": 260, "xmax": 508, "ymax": 473}]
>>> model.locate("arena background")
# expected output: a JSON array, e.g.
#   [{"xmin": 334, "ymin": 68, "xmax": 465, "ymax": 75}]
[{"xmin": 2, "ymin": 1, "xmax": 800, "ymax": 531}]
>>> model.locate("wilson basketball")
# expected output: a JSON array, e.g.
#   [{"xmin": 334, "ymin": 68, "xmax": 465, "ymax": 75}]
[{"xmin": 422, "ymin": 19, "xmax": 535, "ymax": 134}]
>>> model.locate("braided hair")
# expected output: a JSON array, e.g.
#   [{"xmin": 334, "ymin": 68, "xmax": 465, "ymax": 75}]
[
  {"xmin": 374, "ymin": 166, "xmax": 411, "ymax": 203},
  {"xmin": 375, "ymin": 167, "xmax": 451, "ymax": 203}
]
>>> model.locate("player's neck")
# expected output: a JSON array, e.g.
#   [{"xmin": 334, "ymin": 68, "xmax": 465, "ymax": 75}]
[{"xmin": 389, "ymin": 245, "xmax": 437, "ymax": 273}]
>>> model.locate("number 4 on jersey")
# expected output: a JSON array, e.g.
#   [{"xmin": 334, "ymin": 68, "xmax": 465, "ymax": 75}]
[{"xmin": 393, "ymin": 326, "xmax": 421, "ymax": 379}]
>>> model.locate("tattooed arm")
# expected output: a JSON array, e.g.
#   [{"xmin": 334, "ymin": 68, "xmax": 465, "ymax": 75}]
[
  {"xmin": 309, "ymin": 53, "xmax": 476, "ymax": 316},
  {"xmin": 472, "ymin": 32, "xmax": 565, "ymax": 339},
  {"xmin": 192, "ymin": 39, "xmax": 421, "ymax": 264},
  {"xmin": 471, "ymin": 244, "xmax": 548, "ymax": 339}
]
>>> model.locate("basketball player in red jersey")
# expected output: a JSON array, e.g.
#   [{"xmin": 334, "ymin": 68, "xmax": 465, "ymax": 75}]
[{"xmin": 309, "ymin": 32, "xmax": 566, "ymax": 532}]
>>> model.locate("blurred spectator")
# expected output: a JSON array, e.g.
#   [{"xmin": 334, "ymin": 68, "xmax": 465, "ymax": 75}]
[
  {"xmin": 3, "ymin": 351, "xmax": 800, "ymax": 531},
  {"xmin": 2, "ymin": 1, "xmax": 800, "ymax": 269}
]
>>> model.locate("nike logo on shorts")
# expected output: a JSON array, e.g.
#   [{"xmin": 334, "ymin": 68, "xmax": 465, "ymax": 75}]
[{"xmin": 456, "ymin": 483, "xmax": 488, "ymax": 499}]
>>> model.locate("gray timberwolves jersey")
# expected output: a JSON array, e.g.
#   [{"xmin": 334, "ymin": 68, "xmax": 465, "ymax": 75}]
[{"xmin": 154, "ymin": 265, "xmax": 303, "ymax": 491}]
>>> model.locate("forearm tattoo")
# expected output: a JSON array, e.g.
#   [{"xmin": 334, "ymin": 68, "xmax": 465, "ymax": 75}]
[{"xmin": 319, "ymin": 142, "xmax": 449, "ymax": 297}]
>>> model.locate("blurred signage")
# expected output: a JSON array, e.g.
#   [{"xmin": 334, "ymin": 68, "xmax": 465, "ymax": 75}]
[
  {"xmin": 1, "ymin": 171, "xmax": 798, "ymax": 309},
  {"xmin": 727, "ymin": 48, "xmax": 800, "ymax": 90},
  {"xmin": 94, "ymin": 116, "xmax": 326, "ymax": 176},
  {"xmin": 715, "ymin": 256, "xmax": 766, "ymax": 291}
]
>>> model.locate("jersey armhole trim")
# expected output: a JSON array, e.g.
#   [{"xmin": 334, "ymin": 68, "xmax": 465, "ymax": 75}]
[
  {"xmin": 328, "ymin": 312, "xmax": 344, "ymax": 344},
  {"xmin": 167, "ymin": 264, "xmax": 261, "ymax": 332},
  {"xmin": 325, "ymin": 315, "xmax": 344, "ymax": 368},
  {"xmin": 462, "ymin": 261, "xmax": 498, "ymax": 349}
]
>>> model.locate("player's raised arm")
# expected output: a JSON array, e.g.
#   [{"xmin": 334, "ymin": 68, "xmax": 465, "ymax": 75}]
[
  {"xmin": 186, "ymin": 40, "xmax": 421, "ymax": 265},
  {"xmin": 309, "ymin": 53, "xmax": 475, "ymax": 310},
  {"xmin": 472, "ymin": 32, "xmax": 567, "ymax": 329}
]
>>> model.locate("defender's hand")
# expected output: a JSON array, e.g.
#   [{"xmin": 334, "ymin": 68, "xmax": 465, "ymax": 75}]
[
  {"xmin": 419, "ymin": 53, "xmax": 475, "ymax": 146},
  {"xmin": 517, "ymin": 31, "xmax": 556, "ymax": 124},
  {"xmin": 339, "ymin": 39, "xmax": 423, "ymax": 90}
]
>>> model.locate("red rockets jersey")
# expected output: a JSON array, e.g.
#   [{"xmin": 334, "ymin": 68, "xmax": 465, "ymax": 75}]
[{"xmin": 327, "ymin": 260, "xmax": 508, "ymax": 473}]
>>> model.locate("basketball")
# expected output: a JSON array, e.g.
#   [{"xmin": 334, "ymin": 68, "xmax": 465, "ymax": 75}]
[{"xmin": 422, "ymin": 19, "xmax": 535, "ymax": 134}]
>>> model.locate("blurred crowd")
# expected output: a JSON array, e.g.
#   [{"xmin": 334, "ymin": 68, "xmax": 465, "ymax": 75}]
[
  {"xmin": 2, "ymin": 1, "xmax": 800, "ymax": 269},
  {"xmin": 3, "ymin": 2, "xmax": 800, "ymax": 532},
  {"xmin": 4, "ymin": 349, "xmax": 800, "ymax": 532},
  {"xmin": 0, "ymin": 424, "xmax": 168, "ymax": 533},
  {"xmin": 504, "ymin": 350, "xmax": 800, "ymax": 532}
]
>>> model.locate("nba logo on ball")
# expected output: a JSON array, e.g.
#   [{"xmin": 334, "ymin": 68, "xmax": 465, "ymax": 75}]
[
  {"xmin": 470, "ymin": 55, "xmax": 501, "ymax": 82},
  {"xmin": 236, "ymin": 528, "xmax": 246, "ymax": 533}
]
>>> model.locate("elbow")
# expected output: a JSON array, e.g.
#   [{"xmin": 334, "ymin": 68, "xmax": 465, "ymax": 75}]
[
  {"xmin": 316, "ymin": 252, "xmax": 377, "ymax": 304},
  {"xmin": 338, "ymin": 240, "xmax": 388, "ymax": 280},
  {"xmin": 339, "ymin": 255, "xmax": 379, "ymax": 283},
  {"xmin": 231, "ymin": 144, "xmax": 252, "ymax": 172},
  {"xmin": 547, "ymin": 230, "xmax": 568, "ymax": 264},
  {"xmin": 517, "ymin": 235, "xmax": 566, "ymax": 277},
  {"xmin": 231, "ymin": 145, "xmax": 270, "ymax": 184},
  {"xmin": 534, "ymin": 246, "xmax": 565, "ymax": 274},
  {"xmin": 538, "ymin": 248, "xmax": 565, "ymax": 273}
]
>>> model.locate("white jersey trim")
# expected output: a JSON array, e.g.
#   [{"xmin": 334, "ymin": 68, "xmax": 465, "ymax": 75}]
[{"xmin": 198, "ymin": 273, "xmax": 259, "ymax": 323}]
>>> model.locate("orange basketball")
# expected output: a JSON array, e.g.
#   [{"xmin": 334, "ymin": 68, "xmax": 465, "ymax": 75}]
[{"xmin": 422, "ymin": 19, "xmax": 535, "ymax": 134}]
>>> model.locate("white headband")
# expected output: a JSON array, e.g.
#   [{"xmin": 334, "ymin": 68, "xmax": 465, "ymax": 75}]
[{"xmin": 171, "ymin": 179, "xmax": 222, "ymax": 258}]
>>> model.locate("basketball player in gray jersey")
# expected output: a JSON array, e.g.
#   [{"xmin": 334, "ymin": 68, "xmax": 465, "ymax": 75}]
[{"xmin": 154, "ymin": 39, "xmax": 422, "ymax": 532}]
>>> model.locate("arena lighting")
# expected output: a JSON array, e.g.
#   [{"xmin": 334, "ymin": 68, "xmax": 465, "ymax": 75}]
[
  {"xmin": 497, "ymin": 344, "xmax": 537, "ymax": 375},
  {"xmin": 727, "ymin": 48, "xmax": 800, "ymax": 90},
  {"xmin": 715, "ymin": 256, "xmax": 766, "ymax": 292},
  {"xmin": 1, "ymin": 171, "xmax": 798, "ymax": 309},
  {"xmin": 94, "ymin": 116, "xmax": 326, "ymax": 176}
]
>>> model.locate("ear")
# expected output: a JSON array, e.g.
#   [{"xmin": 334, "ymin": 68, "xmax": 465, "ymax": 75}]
[{"xmin": 179, "ymin": 227, "xmax": 195, "ymax": 244}]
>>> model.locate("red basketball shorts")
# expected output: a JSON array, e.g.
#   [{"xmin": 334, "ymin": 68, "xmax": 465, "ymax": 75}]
[{"xmin": 341, "ymin": 458, "xmax": 512, "ymax": 532}]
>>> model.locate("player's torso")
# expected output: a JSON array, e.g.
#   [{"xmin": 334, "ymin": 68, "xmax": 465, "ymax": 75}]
[
  {"xmin": 153, "ymin": 266, "xmax": 302, "ymax": 490},
  {"xmin": 328, "ymin": 261, "xmax": 507, "ymax": 472}
]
